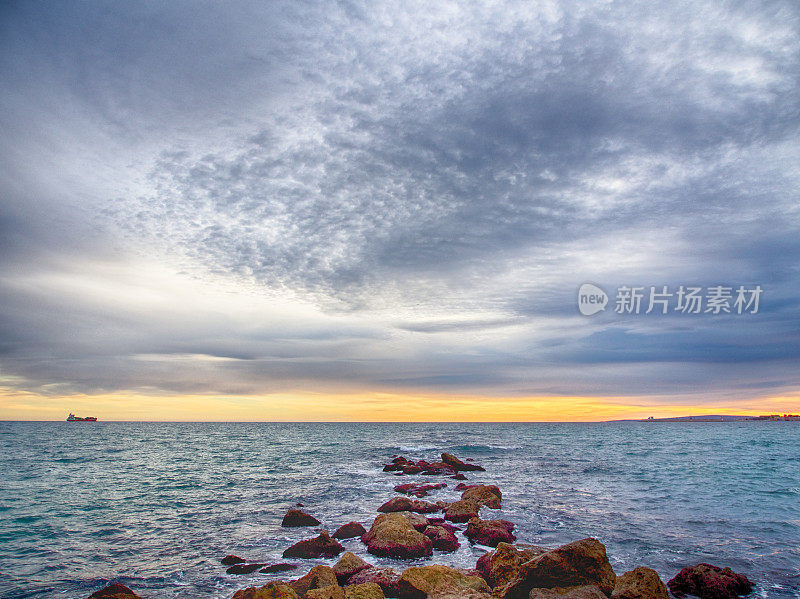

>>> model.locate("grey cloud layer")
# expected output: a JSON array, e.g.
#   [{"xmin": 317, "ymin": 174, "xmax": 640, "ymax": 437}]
[{"xmin": 1, "ymin": 0, "xmax": 799, "ymax": 400}]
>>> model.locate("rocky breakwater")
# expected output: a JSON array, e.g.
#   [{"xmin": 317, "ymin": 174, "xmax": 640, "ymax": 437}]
[{"xmin": 85, "ymin": 451, "xmax": 756, "ymax": 599}]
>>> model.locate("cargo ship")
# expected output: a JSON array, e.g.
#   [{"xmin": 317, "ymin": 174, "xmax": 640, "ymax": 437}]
[{"xmin": 67, "ymin": 413, "xmax": 97, "ymax": 421}]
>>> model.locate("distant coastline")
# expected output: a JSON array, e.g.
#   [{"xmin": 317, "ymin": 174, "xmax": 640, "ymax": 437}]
[{"xmin": 612, "ymin": 414, "xmax": 800, "ymax": 422}]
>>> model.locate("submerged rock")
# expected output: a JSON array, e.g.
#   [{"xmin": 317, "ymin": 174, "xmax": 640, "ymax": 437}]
[
  {"xmin": 223, "ymin": 555, "xmax": 247, "ymax": 565},
  {"xmin": 667, "ymin": 564, "xmax": 753, "ymax": 599},
  {"xmin": 333, "ymin": 522, "xmax": 367, "ymax": 539},
  {"xmin": 394, "ymin": 482, "xmax": 447, "ymax": 498},
  {"xmin": 612, "ymin": 567, "xmax": 668, "ymax": 599},
  {"xmin": 283, "ymin": 509, "xmax": 322, "ymax": 527},
  {"xmin": 261, "ymin": 564, "xmax": 299, "ymax": 574},
  {"xmin": 441, "ymin": 452, "xmax": 486, "ymax": 472},
  {"xmin": 346, "ymin": 567, "xmax": 402, "ymax": 597},
  {"xmin": 360, "ymin": 512, "xmax": 433, "ymax": 558},
  {"xmin": 464, "ymin": 517, "xmax": 516, "ymax": 547},
  {"xmin": 498, "ymin": 537, "xmax": 616, "ymax": 598},
  {"xmin": 233, "ymin": 582, "xmax": 301, "ymax": 599},
  {"xmin": 228, "ymin": 563, "xmax": 268, "ymax": 574},
  {"xmin": 283, "ymin": 531, "xmax": 345, "ymax": 559},
  {"xmin": 88, "ymin": 584, "xmax": 142, "ymax": 599}
]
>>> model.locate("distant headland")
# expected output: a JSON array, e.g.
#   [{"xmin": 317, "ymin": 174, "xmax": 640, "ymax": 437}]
[{"xmin": 612, "ymin": 414, "xmax": 800, "ymax": 422}]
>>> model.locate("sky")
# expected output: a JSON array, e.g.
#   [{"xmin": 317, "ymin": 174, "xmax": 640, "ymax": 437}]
[{"xmin": 1, "ymin": 0, "xmax": 799, "ymax": 421}]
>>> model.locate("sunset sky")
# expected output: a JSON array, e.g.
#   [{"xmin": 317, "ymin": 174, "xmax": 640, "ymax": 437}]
[{"xmin": 1, "ymin": 1, "xmax": 799, "ymax": 421}]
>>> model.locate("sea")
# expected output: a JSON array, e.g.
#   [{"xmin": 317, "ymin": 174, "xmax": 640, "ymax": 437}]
[{"xmin": 0, "ymin": 421, "xmax": 798, "ymax": 598}]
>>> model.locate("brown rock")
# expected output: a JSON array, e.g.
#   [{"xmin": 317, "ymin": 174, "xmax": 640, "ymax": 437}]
[
  {"xmin": 529, "ymin": 586, "xmax": 607, "ymax": 599},
  {"xmin": 233, "ymin": 582, "xmax": 301, "ymax": 599},
  {"xmin": 461, "ymin": 485, "xmax": 502, "ymax": 509},
  {"xmin": 464, "ymin": 517, "xmax": 516, "ymax": 547},
  {"xmin": 612, "ymin": 567, "xmax": 668, "ymax": 599},
  {"xmin": 423, "ymin": 525, "xmax": 460, "ymax": 552},
  {"xmin": 223, "ymin": 555, "xmax": 247, "ymax": 565},
  {"xmin": 333, "ymin": 552, "xmax": 372, "ymax": 583},
  {"xmin": 499, "ymin": 538, "xmax": 616, "ymax": 598},
  {"xmin": 283, "ymin": 509, "xmax": 322, "ymax": 527},
  {"xmin": 476, "ymin": 542, "xmax": 549, "ymax": 589},
  {"xmin": 441, "ymin": 452, "xmax": 486, "ymax": 472},
  {"xmin": 88, "ymin": 585, "xmax": 141, "ymax": 599},
  {"xmin": 361, "ymin": 512, "xmax": 433, "ymax": 558},
  {"xmin": 291, "ymin": 565, "xmax": 339, "ymax": 598},
  {"xmin": 333, "ymin": 522, "xmax": 367, "ymax": 539},
  {"xmin": 443, "ymin": 499, "xmax": 480, "ymax": 523},
  {"xmin": 451, "ymin": 473, "xmax": 467, "ymax": 480},
  {"xmin": 228, "ymin": 563, "xmax": 268, "ymax": 574},
  {"xmin": 261, "ymin": 564, "xmax": 299, "ymax": 574},
  {"xmin": 419, "ymin": 462, "xmax": 457, "ymax": 476},
  {"xmin": 346, "ymin": 567, "xmax": 401, "ymax": 597},
  {"xmin": 394, "ymin": 482, "xmax": 447, "ymax": 498},
  {"xmin": 398, "ymin": 564, "xmax": 492, "ymax": 599},
  {"xmin": 283, "ymin": 531, "xmax": 345, "ymax": 559},
  {"xmin": 344, "ymin": 583, "xmax": 385, "ymax": 599},
  {"xmin": 667, "ymin": 564, "xmax": 753, "ymax": 599},
  {"xmin": 378, "ymin": 496, "xmax": 440, "ymax": 514},
  {"xmin": 307, "ymin": 586, "xmax": 345, "ymax": 599}
]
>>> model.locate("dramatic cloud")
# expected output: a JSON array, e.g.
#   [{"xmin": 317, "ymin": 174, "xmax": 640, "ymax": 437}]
[{"xmin": 1, "ymin": 0, "xmax": 799, "ymax": 410}]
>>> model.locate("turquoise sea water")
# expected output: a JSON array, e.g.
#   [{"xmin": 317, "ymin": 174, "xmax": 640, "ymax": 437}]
[{"xmin": 0, "ymin": 421, "xmax": 798, "ymax": 598}]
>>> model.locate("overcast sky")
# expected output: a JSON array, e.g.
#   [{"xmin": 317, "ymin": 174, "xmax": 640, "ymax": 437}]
[{"xmin": 1, "ymin": 1, "xmax": 799, "ymax": 418}]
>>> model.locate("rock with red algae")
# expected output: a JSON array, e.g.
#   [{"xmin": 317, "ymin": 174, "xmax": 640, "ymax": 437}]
[
  {"xmin": 88, "ymin": 584, "xmax": 142, "ymax": 599},
  {"xmin": 228, "ymin": 563, "xmax": 268, "ymax": 574},
  {"xmin": 394, "ymin": 483, "xmax": 447, "ymax": 498},
  {"xmin": 333, "ymin": 522, "xmax": 367, "ymax": 539},
  {"xmin": 667, "ymin": 564, "xmax": 752, "ymax": 599},
  {"xmin": 343, "ymin": 582, "xmax": 385, "ymax": 599},
  {"xmin": 232, "ymin": 581, "xmax": 301, "ymax": 599},
  {"xmin": 222, "ymin": 555, "xmax": 247, "ymax": 565},
  {"xmin": 461, "ymin": 485, "xmax": 502, "ymax": 509},
  {"xmin": 291, "ymin": 565, "xmax": 338, "ymax": 598},
  {"xmin": 377, "ymin": 496, "xmax": 440, "ymax": 514},
  {"xmin": 360, "ymin": 512, "xmax": 433, "ymax": 558},
  {"xmin": 345, "ymin": 567, "xmax": 402, "ymax": 597},
  {"xmin": 498, "ymin": 538, "xmax": 616, "ymax": 599},
  {"xmin": 612, "ymin": 567, "xmax": 668, "ymax": 599},
  {"xmin": 333, "ymin": 552, "xmax": 372, "ymax": 583},
  {"xmin": 464, "ymin": 517, "xmax": 516, "ymax": 547},
  {"xmin": 283, "ymin": 509, "xmax": 322, "ymax": 527},
  {"xmin": 441, "ymin": 452, "xmax": 486, "ymax": 472},
  {"xmin": 397, "ymin": 564, "xmax": 492, "ymax": 599},
  {"xmin": 423, "ymin": 525, "xmax": 460, "ymax": 552},
  {"xmin": 283, "ymin": 531, "xmax": 345, "ymax": 559},
  {"xmin": 476, "ymin": 542, "xmax": 549, "ymax": 589}
]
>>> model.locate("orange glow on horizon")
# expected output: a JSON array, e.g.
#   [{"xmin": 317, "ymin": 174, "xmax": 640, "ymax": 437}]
[{"xmin": 1, "ymin": 386, "xmax": 799, "ymax": 422}]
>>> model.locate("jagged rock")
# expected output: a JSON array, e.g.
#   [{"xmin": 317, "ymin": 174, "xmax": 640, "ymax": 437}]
[
  {"xmin": 667, "ymin": 564, "xmax": 753, "ymax": 599},
  {"xmin": 394, "ymin": 482, "xmax": 447, "ymax": 498},
  {"xmin": 228, "ymin": 563, "xmax": 268, "ymax": 574},
  {"xmin": 261, "ymin": 564, "xmax": 299, "ymax": 574},
  {"xmin": 451, "ymin": 473, "xmax": 467, "ymax": 480},
  {"xmin": 291, "ymin": 565, "xmax": 339, "ymax": 598},
  {"xmin": 498, "ymin": 538, "xmax": 616, "ymax": 598},
  {"xmin": 307, "ymin": 586, "xmax": 345, "ymax": 599},
  {"xmin": 419, "ymin": 462, "xmax": 457, "ymax": 476},
  {"xmin": 425, "ymin": 518, "xmax": 458, "ymax": 533},
  {"xmin": 464, "ymin": 517, "xmax": 516, "ymax": 547},
  {"xmin": 361, "ymin": 512, "xmax": 433, "ymax": 558},
  {"xmin": 283, "ymin": 531, "xmax": 345, "ymax": 558},
  {"xmin": 223, "ymin": 555, "xmax": 247, "ymax": 565},
  {"xmin": 346, "ymin": 567, "xmax": 402, "ymax": 597},
  {"xmin": 461, "ymin": 485, "xmax": 502, "ymax": 509},
  {"xmin": 283, "ymin": 509, "xmax": 322, "ymax": 527},
  {"xmin": 378, "ymin": 496, "xmax": 440, "ymax": 514},
  {"xmin": 476, "ymin": 542, "xmax": 549, "ymax": 588},
  {"xmin": 612, "ymin": 567, "xmax": 668, "ymax": 599},
  {"xmin": 423, "ymin": 525, "xmax": 460, "ymax": 552},
  {"xmin": 443, "ymin": 499, "xmax": 480, "ymax": 522},
  {"xmin": 529, "ymin": 586, "xmax": 607, "ymax": 599},
  {"xmin": 398, "ymin": 564, "xmax": 492, "ymax": 598},
  {"xmin": 441, "ymin": 452, "xmax": 486, "ymax": 472},
  {"xmin": 333, "ymin": 522, "xmax": 367, "ymax": 539},
  {"xmin": 344, "ymin": 583, "xmax": 385, "ymax": 599},
  {"xmin": 333, "ymin": 552, "xmax": 372, "ymax": 583},
  {"xmin": 233, "ymin": 582, "xmax": 301, "ymax": 599},
  {"xmin": 88, "ymin": 584, "xmax": 142, "ymax": 599}
]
